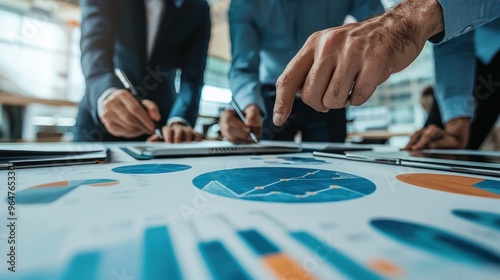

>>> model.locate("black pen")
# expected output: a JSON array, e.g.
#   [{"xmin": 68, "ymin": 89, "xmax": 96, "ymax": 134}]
[
  {"xmin": 114, "ymin": 68, "xmax": 164, "ymax": 140},
  {"xmin": 230, "ymin": 97, "xmax": 259, "ymax": 143}
]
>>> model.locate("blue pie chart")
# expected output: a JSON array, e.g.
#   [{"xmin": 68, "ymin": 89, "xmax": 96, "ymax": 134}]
[
  {"xmin": 112, "ymin": 164, "xmax": 191, "ymax": 174},
  {"xmin": 192, "ymin": 167, "xmax": 376, "ymax": 203}
]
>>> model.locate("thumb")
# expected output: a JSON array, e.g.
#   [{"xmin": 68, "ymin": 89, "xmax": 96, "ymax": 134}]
[{"xmin": 141, "ymin": 99, "xmax": 161, "ymax": 122}]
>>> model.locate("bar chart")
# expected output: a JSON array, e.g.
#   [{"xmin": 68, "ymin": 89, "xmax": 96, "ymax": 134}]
[{"xmin": 6, "ymin": 212, "xmax": 500, "ymax": 280}]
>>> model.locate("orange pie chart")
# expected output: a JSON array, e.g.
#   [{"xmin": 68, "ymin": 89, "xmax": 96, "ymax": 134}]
[{"xmin": 396, "ymin": 174, "xmax": 500, "ymax": 199}]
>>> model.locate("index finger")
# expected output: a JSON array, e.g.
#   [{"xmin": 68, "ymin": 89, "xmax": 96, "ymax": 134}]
[
  {"xmin": 274, "ymin": 45, "xmax": 315, "ymax": 126},
  {"xmin": 404, "ymin": 129, "xmax": 424, "ymax": 150}
]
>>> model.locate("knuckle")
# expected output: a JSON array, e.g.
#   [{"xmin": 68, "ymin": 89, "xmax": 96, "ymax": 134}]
[
  {"xmin": 305, "ymin": 31, "xmax": 322, "ymax": 48},
  {"xmin": 309, "ymin": 31, "xmax": 321, "ymax": 42},
  {"xmin": 322, "ymin": 100, "xmax": 342, "ymax": 110},
  {"xmin": 350, "ymin": 94, "xmax": 368, "ymax": 106},
  {"xmin": 107, "ymin": 124, "xmax": 119, "ymax": 135},
  {"xmin": 276, "ymin": 72, "xmax": 293, "ymax": 89},
  {"xmin": 101, "ymin": 112, "xmax": 111, "ymax": 121},
  {"xmin": 123, "ymin": 114, "xmax": 135, "ymax": 124},
  {"xmin": 115, "ymin": 90, "xmax": 127, "ymax": 98},
  {"xmin": 300, "ymin": 89, "xmax": 314, "ymax": 104},
  {"xmin": 273, "ymin": 98, "xmax": 286, "ymax": 112},
  {"xmin": 130, "ymin": 103, "xmax": 142, "ymax": 111}
]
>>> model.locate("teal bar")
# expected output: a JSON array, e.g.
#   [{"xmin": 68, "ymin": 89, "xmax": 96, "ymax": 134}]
[
  {"xmin": 199, "ymin": 240, "xmax": 251, "ymax": 280},
  {"xmin": 62, "ymin": 251, "xmax": 101, "ymax": 280},
  {"xmin": 238, "ymin": 229, "xmax": 280, "ymax": 256},
  {"xmin": 143, "ymin": 226, "xmax": 182, "ymax": 280},
  {"xmin": 291, "ymin": 231, "xmax": 384, "ymax": 280}
]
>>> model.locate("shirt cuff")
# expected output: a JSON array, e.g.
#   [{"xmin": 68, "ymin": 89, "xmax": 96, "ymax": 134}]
[
  {"xmin": 97, "ymin": 87, "xmax": 118, "ymax": 118},
  {"xmin": 439, "ymin": 95, "xmax": 475, "ymax": 123},
  {"xmin": 435, "ymin": 0, "xmax": 498, "ymax": 43},
  {"xmin": 167, "ymin": 117, "xmax": 190, "ymax": 127},
  {"xmin": 233, "ymin": 90, "xmax": 266, "ymax": 118}
]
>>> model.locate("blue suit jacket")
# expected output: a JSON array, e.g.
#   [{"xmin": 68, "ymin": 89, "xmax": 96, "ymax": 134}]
[{"xmin": 75, "ymin": 0, "xmax": 210, "ymax": 141}]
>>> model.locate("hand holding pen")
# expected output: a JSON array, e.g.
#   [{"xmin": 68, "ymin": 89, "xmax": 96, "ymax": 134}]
[
  {"xmin": 219, "ymin": 99, "xmax": 262, "ymax": 143},
  {"xmin": 114, "ymin": 69, "xmax": 202, "ymax": 143},
  {"xmin": 114, "ymin": 69, "xmax": 164, "ymax": 139},
  {"xmin": 98, "ymin": 72, "xmax": 161, "ymax": 139}
]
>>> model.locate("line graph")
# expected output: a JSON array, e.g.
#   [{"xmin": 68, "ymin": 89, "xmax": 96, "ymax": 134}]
[
  {"xmin": 192, "ymin": 167, "xmax": 376, "ymax": 203},
  {"xmin": 251, "ymin": 156, "xmax": 328, "ymax": 165}
]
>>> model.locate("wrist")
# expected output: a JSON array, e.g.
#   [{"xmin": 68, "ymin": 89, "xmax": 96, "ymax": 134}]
[
  {"xmin": 445, "ymin": 117, "xmax": 470, "ymax": 132},
  {"xmin": 385, "ymin": 0, "xmax": 444, "ymax": 44},
  {"xmin": 445, "ymin": 117, "xmax": 470, "ymax": 146}
]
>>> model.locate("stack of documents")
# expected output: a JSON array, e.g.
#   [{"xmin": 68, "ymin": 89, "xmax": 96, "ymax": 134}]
[{"xmin": 0, "ymin": 143, "xmax": 110, "ymax": 169}]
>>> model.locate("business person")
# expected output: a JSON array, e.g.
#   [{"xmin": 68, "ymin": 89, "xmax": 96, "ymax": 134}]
[
  {"xmin": 220, "ymin": 0, "xmax": 384, "ymax": 143},
  {"xmin": 406, "ymin": 18, "xmax": 500, "ymax": 150},
  {"xmin": 273, "ymin": 0, "xmax": 500, "ymax": 134},
  {"xmin": 74, "ymin": 0, "xmax": 210, "ymax": 143}
]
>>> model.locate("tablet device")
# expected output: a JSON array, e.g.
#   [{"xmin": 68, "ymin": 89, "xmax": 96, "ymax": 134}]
[
  {"xmin": 343, "ymin": 150, "xmax": 500, "ymax": 177},
  {"xmin": 123, "ymin": 141, "xmax": 301, "ymax": 159}
]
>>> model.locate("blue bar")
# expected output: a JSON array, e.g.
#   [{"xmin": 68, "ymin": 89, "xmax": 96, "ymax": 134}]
[
  {"xmin": 199, "ymin": 240, "xmax": 251, "ymax": 280},
  {"xmin": 238, "ymin": 229, "xmax": 280, "ymax": 256},
  {"xmin": 290, "ymin": 231, "xmax": 384, "ymax": 280},
  {"xmin": 143, "ymin": 226, "xmax": 182, "ymax": 280},
  {"xmin": 62, "ymin": 251, "xmax": 101, "ymax": 280}
]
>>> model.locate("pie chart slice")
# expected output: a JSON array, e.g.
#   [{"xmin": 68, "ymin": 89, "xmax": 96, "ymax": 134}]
[
  {"xmin": 452, "ymin": 209, "xmax": 500, "ymax": 231},
  {"xmin": 396, "ymin": 174, "xmax": 500, "ymax": 199},
  {"xmin": 16, "ymin": 179, "xmax": 119, "ymax": 204},
  {"xmin": 371, "ymin": 219, "xmax": 500, "ymax": 267},
  {"xmin": 192, "ymin": 167, "xmax": 376, "ymax": 203}
]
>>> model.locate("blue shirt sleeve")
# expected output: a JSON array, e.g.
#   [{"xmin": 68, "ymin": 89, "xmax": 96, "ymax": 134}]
[
  {"xmin": 436, "ymin": 0, "xmax": 500, "ymax": 43},
  {"xmin": 433, "ymin": 31, "xmax": 476, "ymax": 123},
  {"xmin": 348, "ymin": 0, "xmax": 385, "ymax": 21},
  {"xmin": 228, "ymin": 1, "xmax": 267, "ymax": 116}
]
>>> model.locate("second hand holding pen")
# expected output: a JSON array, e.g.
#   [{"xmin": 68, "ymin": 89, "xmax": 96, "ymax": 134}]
[
  {"xmin": 114, "ymin": 68, "xmax": 164, "ymax": 140},
  {"xmin": 230, "ymin": 97, "xmax": 259, "ymax": 143}
]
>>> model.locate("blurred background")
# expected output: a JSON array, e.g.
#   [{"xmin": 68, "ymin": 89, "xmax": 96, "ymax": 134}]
[{"xmin": 0, "ymin": 0, "xmax": 438, "ymax": 146}]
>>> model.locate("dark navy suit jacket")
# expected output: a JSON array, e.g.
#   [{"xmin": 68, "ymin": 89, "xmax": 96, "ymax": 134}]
[{"xmin": 75, "ymin": 0, "xmax": 210, "ymax": 141}]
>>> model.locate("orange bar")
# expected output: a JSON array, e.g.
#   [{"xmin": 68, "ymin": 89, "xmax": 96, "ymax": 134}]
[
  {"xmin": 33, "ymin": 181, "xmax": 70, "ymax": 189},
  {"xmin": 89, "ymin": 181, "xmax": 119, "ymax": 187},
  {"xmin": 263, "ymin": 253, "xmax": 315, "ymax": 280},
  {"xmin": 369, "ymin": 258, "xmax": 403, "ymax": 277}
]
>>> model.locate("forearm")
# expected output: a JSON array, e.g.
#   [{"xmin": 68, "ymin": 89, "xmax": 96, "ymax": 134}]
[
  {"xmin": 228, "ymin": 1, "xmax": 267, "ymax": 115},
  {"xmin": 169, "ymin": 82, "xmax": 202, "ymax": 127},
  {"xmin": 80, "ymin": 0, "xmax": 120, "ymax": 122},
  {"xmin": 172, "ymin": 3, "xmax": 210, "ymax": 126},
  {"xmin": 377, "ymin": 0, "xmax": 444, "ymax": 46}
]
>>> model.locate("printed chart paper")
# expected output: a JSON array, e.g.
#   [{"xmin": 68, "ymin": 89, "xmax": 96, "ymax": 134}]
[{"xmin": 0, "ymin": 152, "xmax": 499, "ymax": 279}]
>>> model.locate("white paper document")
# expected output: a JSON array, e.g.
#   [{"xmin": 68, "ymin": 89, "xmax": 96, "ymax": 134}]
[{"xmin": 0, "ymin": 152, "xmax": 499, "ymax": 279}]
